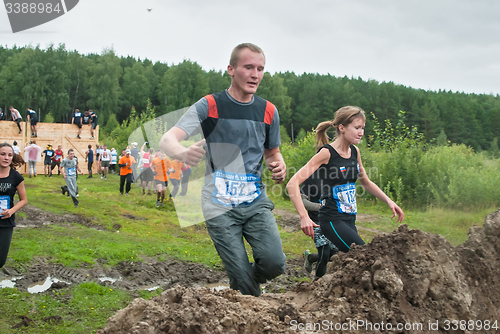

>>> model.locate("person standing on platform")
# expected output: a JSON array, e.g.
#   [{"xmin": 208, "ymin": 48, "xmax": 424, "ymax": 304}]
[
  {"xmin": 71, "ymin": 109, "xmax": 83, "ymax": 139},
  {"xmin": 26, "ymin": 107, "xmax": 38, "ymax": 137},
  {"xmin": 89, "ymin": 110, "xmax": 98, "ymax": 139}
]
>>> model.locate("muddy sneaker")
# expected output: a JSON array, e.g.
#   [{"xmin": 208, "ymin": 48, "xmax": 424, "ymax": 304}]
[
  {"xmin": 303, "ymin": 250, "xmax": 313, "ymax": 273},
  {"xmin": 155, "ymin": 200, "xmax": 160, "ymax": 208}
]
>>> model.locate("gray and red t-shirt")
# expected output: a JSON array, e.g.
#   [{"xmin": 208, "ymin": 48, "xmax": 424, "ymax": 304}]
[{"xmin": 175, "ymin": 90, "xmax": 281, "ymax": 207}]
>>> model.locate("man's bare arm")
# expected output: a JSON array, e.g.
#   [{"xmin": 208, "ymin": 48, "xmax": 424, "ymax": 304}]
[{"xmin": 159, "ymin": 127, "xmax": 205, "ymax": 166}]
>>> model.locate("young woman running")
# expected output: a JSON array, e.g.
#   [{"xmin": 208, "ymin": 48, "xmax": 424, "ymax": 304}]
[
  {"xmin": 287, "ymin": 106, "xmax": 404, "ymax": 254},
  {"xmin": 0, "ymin": 143, "xmax": 28, "ymax": 268}
]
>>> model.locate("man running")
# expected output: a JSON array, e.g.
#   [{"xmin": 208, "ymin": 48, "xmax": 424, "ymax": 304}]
[
  {"xmin": 160, "ymin": 43, "xmax": 287, "ymax": 297},
  {"xmin": 99, "ymin": 145, "xmax": 111, "ymax": 180},
  {"xmin": 118, "ymin": 149, "xmax": 135, "ymax": 196},
  {"xmin": 85, "ymin": 145, "xmax": 94, "ymax": 179},
  {"xmin": 60, "ymin": 148, "xmax": 83, "ymax": 207},
  {"xmin": 51, "ymin": 145, "xmax": 64, "ymax": 176},
  {"xmin": 151, "ymin": 151, "xmax": 171, "ymax": 207},
  {"xmin": 42, "ymin": 144, "xmax": 55, "ymax": 177}
]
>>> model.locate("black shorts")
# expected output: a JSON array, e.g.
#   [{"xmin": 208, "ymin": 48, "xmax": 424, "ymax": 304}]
[
  {"xmin": 155, "ymin": 179, "xmax": 168, "ymax": 187},
  {"xmin": 91, "ymin": 123, "xmax": 97, "ymax": 129},
  {"xmin": 30, "ymin": 118, "xmax": 38, "ymax": 125},
  {"xmin": 75, "ymin": 122, "xmax": 82, "ymax": 128},
  {"xmin": 139, "ymin": 168, "xmax": 154, "ymax": 182}
]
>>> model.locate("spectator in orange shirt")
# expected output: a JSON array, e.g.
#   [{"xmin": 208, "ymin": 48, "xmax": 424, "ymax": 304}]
[
  {"xmin": 151, "ymin": 151, "xmax": 172, "ymax": 207},
  {"xmin": 118, "ymin": 149, "xmax": 135, "ymax": 196},
  {"xmin": 168, "ymin": 159, "xmax": 183, "ymax": 199}
]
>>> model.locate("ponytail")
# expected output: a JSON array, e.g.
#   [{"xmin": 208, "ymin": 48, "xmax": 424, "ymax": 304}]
[{"xmin": 314, "ymin": 121, "xmax": 334, "ymax": 151}]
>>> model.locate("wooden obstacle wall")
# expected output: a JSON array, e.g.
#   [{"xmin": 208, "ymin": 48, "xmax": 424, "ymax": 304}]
[{"xmin": 0, "ymin": 120, "xmax": 99, "ymax": 175}]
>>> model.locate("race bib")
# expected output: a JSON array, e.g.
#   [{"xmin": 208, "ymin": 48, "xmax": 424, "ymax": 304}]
[
  {"xmin": 47, "ymin": 151, "xmax": 53, "ymax": 156},
  {"xmin": 67, "ymin": 167, "xmax": 76, "ymax": 176},
  {"xmin": 332, "ymin": 183, "xmax": 357, "ymax": 215},
  {"xmin": 0, "ymin": 195, "xmax": 10, "ymax": 217},
  {"xmin": 212, "ymin": 170, "xmax": 261, "ymax": 206}
]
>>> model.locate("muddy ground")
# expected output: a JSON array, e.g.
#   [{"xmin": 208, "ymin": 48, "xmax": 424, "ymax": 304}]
[
  {"xmin": 95, "ymin": 210, "xmax": 500, "ymax": 334},
  {"xmin": 1, "ymin": 205, "xmax": 314, "ymax": 295},
  {"xmin": 6, "ymin": 205, "xmax": 500, "ymax": 333}
]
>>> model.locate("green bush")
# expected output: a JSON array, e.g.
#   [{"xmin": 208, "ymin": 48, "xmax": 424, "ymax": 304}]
[
  {"xmin": 44, "ymin": 112, "xmax": 55, "ymax": 123},
  {"xmin": 271, "ymin": 112, "xmax": 500, "ymax": 211}
]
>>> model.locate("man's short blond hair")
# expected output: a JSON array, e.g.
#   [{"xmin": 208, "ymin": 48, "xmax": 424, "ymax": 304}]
[{"xmin": 229, "ymin": 43, "xmax": 265, "ymax": 68}]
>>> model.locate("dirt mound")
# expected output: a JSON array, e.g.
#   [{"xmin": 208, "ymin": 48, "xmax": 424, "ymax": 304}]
[{"xmin": 97, "ymin": 210, "xmax": 500, "ymax": 334}]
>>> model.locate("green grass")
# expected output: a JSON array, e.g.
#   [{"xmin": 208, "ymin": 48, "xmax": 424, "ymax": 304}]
[
  {"xmin": 0, "ymin": 283, "xmax": 136, "ymax": 334},
  {"xmin": 357, "ymin": 199, "xmax": 495, "ymax": 245},
  {"xmin": 1, "ymin": 172, "xmax": 497, "ymax": 333}
]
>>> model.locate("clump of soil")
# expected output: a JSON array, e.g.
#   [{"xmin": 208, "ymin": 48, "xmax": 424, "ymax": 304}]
[{"xmin": 97, "ymin": 210, "xmax": 500, "ymax": 334}]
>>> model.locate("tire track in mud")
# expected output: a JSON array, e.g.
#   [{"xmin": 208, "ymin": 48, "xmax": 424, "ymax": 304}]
[{"xmin": 3, "ymin": 205, "xmax": 314, "ymax": 294}]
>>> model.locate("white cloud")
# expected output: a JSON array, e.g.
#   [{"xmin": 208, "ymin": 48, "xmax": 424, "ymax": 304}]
[{"xmin": 0, "ymin": 0, "xmax": 499, "ymax": 95}]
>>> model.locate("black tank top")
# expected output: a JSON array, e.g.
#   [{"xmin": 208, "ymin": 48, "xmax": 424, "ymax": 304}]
[{"xmin": 318, "ymin": 144, "xmax": 359, "ymax": 222}]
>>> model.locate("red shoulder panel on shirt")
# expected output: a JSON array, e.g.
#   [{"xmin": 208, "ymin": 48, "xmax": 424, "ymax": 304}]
[
  {"xmin": 204, "ymin": 95, "xmax": 218, "ymax": 118},
  {"xmin": 264, "ymin": 101, "xmax": 276, "ymax": 125}
]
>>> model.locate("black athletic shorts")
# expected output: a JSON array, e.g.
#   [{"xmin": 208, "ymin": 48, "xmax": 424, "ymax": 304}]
[{"xmin": 154, "ymin": 179, "xmax": 168, "ymax": 187}]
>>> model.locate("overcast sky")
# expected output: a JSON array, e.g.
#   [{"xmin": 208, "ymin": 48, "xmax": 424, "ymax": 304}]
[{"xmin": 1, "ymin": 0, "xmax": 499, "ymax": 95}]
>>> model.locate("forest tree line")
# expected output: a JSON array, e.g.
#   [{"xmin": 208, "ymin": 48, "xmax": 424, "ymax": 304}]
[{"xmin": 1, "ymin": 44, "xmax": 499, "ymax": 151}]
